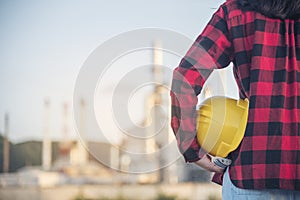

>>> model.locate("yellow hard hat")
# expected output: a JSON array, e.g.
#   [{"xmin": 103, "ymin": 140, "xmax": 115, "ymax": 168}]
[{"xmin": 196, "ymin": 97, "xmax": 249, "ymax": 158}]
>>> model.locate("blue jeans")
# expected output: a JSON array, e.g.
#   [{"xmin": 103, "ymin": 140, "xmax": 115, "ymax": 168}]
[{"xmin": 222, "ymin": 168, "xmax": 300, "ymax": 200}]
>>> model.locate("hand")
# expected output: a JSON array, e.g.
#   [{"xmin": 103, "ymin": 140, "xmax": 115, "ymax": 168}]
[{"xmin": 195, "ymin": 154, "xmax": 225, "ymax": 173}]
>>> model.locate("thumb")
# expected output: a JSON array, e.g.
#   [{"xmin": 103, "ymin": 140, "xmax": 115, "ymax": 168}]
[{"xmin": 195, "ymin": 154, "xmax": 224, "ymax": 173}]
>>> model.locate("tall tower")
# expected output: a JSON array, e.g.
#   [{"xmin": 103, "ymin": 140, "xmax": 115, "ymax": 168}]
[
  {"xmin": 76, "ymin": 99, "xmax": 88, "ymax": 165},
  {"xmin": 145, "ymin": 41, "xmax": 164, "ymax": 155},
  {"xmin": 42, "ymin": 98, "xmax": 52, "ymax": 170},
  {"xmin": 59, "ymin": 102, "xmax": 72, "ymax": 157},
  {"xmin": 3, "ymin": 113, "xmax": 9, "ymax": 173},
  {"xmin": 152, "ymin": 41, "xmax": 169, "ymax": 183},
  {"xmin": 153, "ymin": 41, "xmax": 163, "ymax": 92},
  {"xmin": 151, "ymin": 41, "xmax": 178, "ymax": 183}
]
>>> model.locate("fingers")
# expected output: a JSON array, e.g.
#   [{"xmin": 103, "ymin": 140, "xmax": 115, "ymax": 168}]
[{"xmin": 195, "ymin": 154, "xmax": 225, "ymax": 173}]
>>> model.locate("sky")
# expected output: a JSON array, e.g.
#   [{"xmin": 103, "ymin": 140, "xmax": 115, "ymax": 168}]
[{"xmin": 0, "ymin": 0, "xmax": 227, "ymax": 143}]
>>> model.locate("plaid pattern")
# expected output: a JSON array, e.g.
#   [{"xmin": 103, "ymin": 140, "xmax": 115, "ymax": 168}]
[{"xmin": 170, "ymin": 0, "xmax": 300, "ymax": 190}]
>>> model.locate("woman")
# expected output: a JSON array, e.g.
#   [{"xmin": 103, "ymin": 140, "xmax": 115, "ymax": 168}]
[{"xmin": 170, "ymin": 0, "xmax": 300, "ymax": 199}]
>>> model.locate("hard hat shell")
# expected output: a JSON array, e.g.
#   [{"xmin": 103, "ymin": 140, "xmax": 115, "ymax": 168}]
[{"xmin": 196, "ymin": 97, "xmax": 249, "ymax": 158}]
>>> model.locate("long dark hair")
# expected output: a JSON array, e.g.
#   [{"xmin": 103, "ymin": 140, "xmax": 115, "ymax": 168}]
[{"xmin": 238, "ymin": 0, "xmax": 300, "ymax": 19}]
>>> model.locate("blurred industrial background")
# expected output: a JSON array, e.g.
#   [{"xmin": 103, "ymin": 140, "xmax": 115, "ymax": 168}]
[{"xmin": 0, "ymin": 42, "xmax": 237, "ymax": 199}]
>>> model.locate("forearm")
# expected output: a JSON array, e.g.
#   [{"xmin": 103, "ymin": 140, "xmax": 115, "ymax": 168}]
[{"xmin": 170, "ymin": 67, "xmax": 205, "ymax": 162}]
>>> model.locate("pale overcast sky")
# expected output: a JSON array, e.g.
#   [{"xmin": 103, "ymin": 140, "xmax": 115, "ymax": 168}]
[{"xmin": 0, "ymin": 0, "xmax": 226, "ymax": 143}]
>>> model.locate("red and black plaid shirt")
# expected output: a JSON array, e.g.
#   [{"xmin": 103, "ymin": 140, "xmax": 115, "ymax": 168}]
[{"xmin": 171, "ymin": 0, "xmax": 300, "ymax": 190}]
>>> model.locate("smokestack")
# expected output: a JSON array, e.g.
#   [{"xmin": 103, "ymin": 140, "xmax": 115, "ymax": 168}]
[
  {"xmin": 77, "ymin": 98, "xmax": 88, "ymax": 165},
  {"xmin": 153, "ymin": 41, "xmax": 167, "ymax": 183},
  {"xmin": 152, "ymin": 41, "xmax": 178, "ymax": 183},
  {"xmin": 3, "ymin": 113, "xmax": 9, "ymax": 173},
  {"xmin": 144, "ymin": 41, "xmax": 164, "ymax": 155},
  {"xmin": 63, "ymin": 103, "xmax": 69, "ymax": 141},
  {"xmin": 42, "ymin": 98, "xmax": 52, "ymax": 170},
  {"xmin": 153, "ymin": 40, "xmax": 163, "ymax": 95},
  {"xmin": 59, "ymin": 102, "xmax": 71, "ymax": 157}
]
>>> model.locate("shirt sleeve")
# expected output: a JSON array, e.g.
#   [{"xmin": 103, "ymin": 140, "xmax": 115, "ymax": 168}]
[{"xmin": 170, "ymin": 5, "xmax": 233, "ymax": 162}]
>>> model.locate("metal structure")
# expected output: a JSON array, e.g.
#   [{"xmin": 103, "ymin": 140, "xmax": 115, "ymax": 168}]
[
  {"xmin": 3, "ymin": 113, "xmax": 10, "ymax": 173},
  {"xmin": 42, "ymin": 98, "xmax": 52, "ymax": 170}
]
